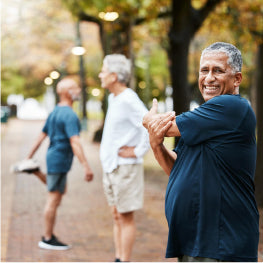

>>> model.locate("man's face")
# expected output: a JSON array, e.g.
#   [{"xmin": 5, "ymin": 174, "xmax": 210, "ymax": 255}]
[
  {"xmin": 98, "ymin": 63, "xmax": 115, "ymax": 90},
  {"xmin": 199, "ymin": 52, "xmax": 242, "ymax": 102},
  {"xmin": 68, "ymin": 84, "xmax": 81, "ymax": 101}
]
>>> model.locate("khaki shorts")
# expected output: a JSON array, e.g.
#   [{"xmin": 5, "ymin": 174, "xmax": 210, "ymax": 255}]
[{"xmin": 103, "ymin": 163, "xmax": 144, "ymax": 213}]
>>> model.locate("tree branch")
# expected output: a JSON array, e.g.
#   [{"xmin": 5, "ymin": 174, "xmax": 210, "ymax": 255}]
[
  {"xmin": 78, "ymin": 12, "xmax": 101, "ymax": 25},
  {"xmin": 192, "ymin": 0, "xmax": 224, "ymax": 34},
  {"xmin": 134, "ymin": 10, "xmax": 172, "ymax": 26},
  {"xmin": 77, "ymin": 12, "xmax": 106, "ymax": 55}
]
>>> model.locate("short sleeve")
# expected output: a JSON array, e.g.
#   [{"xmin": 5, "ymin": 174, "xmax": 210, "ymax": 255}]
[
  {"xmin": 64, "ymin": 111, "xmax": 80, "ymax": 138},
  {"xmin": 176, "ymin": 95, "xmax": 247, "ymax": 146},
  {"xmin": 42, "ymin": 115, "xmax": 50, "ymax": 134}
]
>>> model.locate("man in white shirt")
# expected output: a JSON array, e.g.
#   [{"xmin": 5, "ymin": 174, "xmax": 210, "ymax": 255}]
[{"xmin": 99, "ymin": 54, "xmax": 150, "ymax": 262}]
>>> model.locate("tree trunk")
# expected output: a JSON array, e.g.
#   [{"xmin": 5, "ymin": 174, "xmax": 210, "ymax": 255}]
[
  {"xmin": 168, "ymin": 0, "xmax": 193, "ymax": 146},
  {"xmin": 169, "ymin": 38, "xmax": 191, "ymax": 115},
  {"xmin": 254, "ymin": 42, "xmax": 263, "ymax": 207}
]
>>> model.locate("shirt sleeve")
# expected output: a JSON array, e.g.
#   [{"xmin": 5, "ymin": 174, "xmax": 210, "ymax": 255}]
[
  {"xmin": 42, "ymin": 115, "xmax": 50, "ymax": 134},
  {"xmin": 176, "ymin": 95, "xmax": 247, "ymax": 146},
  {"xmin": 64, "ymin": 111, "xmax": 80, "ymax": 138}
]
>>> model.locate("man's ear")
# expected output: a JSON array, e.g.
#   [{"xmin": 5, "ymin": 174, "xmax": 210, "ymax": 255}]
[
  {"xmin": 111, "ymin": 72, "xmax": 118, "ymax": 82},
  {"xmin": 234, "ymin": 72, "xmax": 242, "ymax": 87}
]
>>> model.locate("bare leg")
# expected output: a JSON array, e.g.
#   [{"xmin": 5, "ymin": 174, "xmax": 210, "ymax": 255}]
[
  {"xmin": 32, "ymin": 170, "xmax": 47, "ymax": 184},
  {"xmin": 119, "ymin": 211, "xmax": 136, "ymax": 262},
  {"xmin": 111, "ymin": 206, "xmax": 122, "ymax": 260},
  {"xmin": 43, "ymin": 191, "xmax": 63, "ymax": 240}
]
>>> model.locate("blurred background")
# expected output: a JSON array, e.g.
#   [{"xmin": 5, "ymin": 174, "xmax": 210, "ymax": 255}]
[
  {"xmin": 1, "ymin": 0, "xmax": 263, "ymax": 260},
  {"xmin": 2, "ymin": 0, "xmax": 263, "ymax": 202}
]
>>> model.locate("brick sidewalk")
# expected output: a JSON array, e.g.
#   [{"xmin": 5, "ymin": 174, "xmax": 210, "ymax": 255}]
[{"xmin": 1, "ymin": 119, "xmax": 172, "ymax": 262}]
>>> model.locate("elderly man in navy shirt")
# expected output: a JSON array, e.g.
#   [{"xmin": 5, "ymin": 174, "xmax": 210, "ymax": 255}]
[{"xmin": 143, "ymin": 42, "xmax": 259, "ymax": 262}]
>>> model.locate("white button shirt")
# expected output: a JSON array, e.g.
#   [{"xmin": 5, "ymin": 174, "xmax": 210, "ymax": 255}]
[{"xmin": 100, "ymin": 88, "xmax": 150, "ymax": 173}]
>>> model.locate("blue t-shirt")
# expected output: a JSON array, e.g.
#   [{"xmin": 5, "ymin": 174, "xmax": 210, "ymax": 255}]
[
  {"xmin": 165, "ymin": 94, "xmax": 259, "ymax": 262},
  {"xmin": 42, "ymin": 106, "xmax": 80, "ymax": 174}
]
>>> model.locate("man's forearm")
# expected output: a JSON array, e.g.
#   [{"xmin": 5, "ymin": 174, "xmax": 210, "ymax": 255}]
[
  {"xmin": 152, "ymin": 144, "xmax": 177, "ymax": 176},
  {"xmin": 165, "ymin": 119, "xmax": 181, "ymax": 137},
  {"xmin": 70, "ymin": 135, "xmax": 93, "ymax": 182},
  {"xmin": 70, "ymin": 137, "xmax": 88, "ymax": 166}
]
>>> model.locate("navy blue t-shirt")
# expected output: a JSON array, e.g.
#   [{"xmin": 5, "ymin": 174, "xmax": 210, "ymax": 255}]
[
  {"xmin": 165, "ymin": 94, "xmax": 259, "ymax": 261},
  {"xmin": 42, "ymin": 106, "xmax": 80, "ymax": 174}
]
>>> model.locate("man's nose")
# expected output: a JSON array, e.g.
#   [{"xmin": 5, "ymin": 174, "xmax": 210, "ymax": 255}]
[{"xmin": 206, "ymin": 70, "xmax": 215, "ymax": 82}]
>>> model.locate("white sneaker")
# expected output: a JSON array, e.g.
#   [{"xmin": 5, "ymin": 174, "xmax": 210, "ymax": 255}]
[
  {"xmin": 38, "ymin": 235, "xmax": 71, "ymax": 250},
  {"xmin": 11, "ymin": 159, "xmax": 40, "ymax": 173}
]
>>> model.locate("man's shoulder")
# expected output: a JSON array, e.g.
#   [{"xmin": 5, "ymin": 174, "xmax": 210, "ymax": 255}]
[
  {"xmin": 208, "ymin": 94, "xmax": 245, "ymax": 103},
  {"xmin": 202, "ymin": 94, "xmax": 252, "ymax": 124},
  {"xmin": 55, "ymin": 106, "xmax": 79, "ymax": 120},
  {"xmin": 59, "ymin": 105, "xmax": 75, "ymax": 113},
  {"xmin": 124, "ymin": 88, "xmax": 144, "ymax": 104},
  {"xmin": 206, "ymin": 94, "xmax": 248, "ymax": 110}
]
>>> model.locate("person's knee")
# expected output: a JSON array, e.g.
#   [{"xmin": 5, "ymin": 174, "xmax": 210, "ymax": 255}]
[
  {"xmin": 120, "ymin": 211, "xmax": 134, "ymax": 225},
  {"xmin": 111, "ymin": 206, "xmax": 121, "ymax": 223},
  {"xmin": 45, "ymin": 192, "xmax": 62, "ymax": 211}
]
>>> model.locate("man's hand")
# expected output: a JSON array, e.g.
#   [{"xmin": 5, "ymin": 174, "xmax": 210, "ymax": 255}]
[
  {"xmin": 84, "ymin": 166, "xmax": 94, "ymax": 182},
  {"xmin": 148, "ymin": 112, "xmax": 175, "ymax": 149},
  {"xmin": 143, "ymin": 99, "xmax": 175, "ymax": 130},
  {"xmin": 143, "ymin": 98, "xmax": 158, "ymax": 129},
  {"xmin": 118, "ymin": 146, "xmax": 136, "ymax": 158}
]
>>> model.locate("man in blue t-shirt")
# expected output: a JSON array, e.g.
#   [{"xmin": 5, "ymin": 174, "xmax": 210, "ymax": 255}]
[
  {"xmin": 143, "ymin": 42, "xmax": 259, "ymax": 262},
  {"xmin": 25, "ymin": 78, "xmax": 94, "ymax": 250}
]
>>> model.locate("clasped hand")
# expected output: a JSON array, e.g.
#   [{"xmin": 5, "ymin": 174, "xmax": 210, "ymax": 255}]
[{"xmin": 143, "ymin": 99, "xmax": 175, "ymax": 148}]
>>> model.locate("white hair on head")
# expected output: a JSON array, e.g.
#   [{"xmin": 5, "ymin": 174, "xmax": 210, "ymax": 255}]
[
  {"xmin": 56, "ymin": 78, "xmax": 78, "ymax": 94},
  {"xmin": 201, "ymin": 42, "xmax": 243, "ymax": 73},
  {"xmin": 103, "ymin": 54, "xmax": 131, "ymax": 84}
]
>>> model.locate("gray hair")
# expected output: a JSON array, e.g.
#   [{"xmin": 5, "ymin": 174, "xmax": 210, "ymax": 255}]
[
  {"xmin": 201, "ymin": 42, "xmax": 242, "ymax": 72},
  {"xmin": 103, "ymin": 54, "xmax": 131, "ymax": 84}
]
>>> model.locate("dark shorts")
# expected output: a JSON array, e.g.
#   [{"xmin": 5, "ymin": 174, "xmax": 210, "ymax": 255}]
[{"xmin": 47, "ymin": 173, "xmax": 67, "ymax": 194}]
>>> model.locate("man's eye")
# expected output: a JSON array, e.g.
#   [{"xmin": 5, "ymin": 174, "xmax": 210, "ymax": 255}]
[
  {"xmin": 200, "ymin": 69, "xmax": 208, "ymax": 73},
  {"xmin": 214, "ymin": 68, "xmax": 223, "ymax": 73}
]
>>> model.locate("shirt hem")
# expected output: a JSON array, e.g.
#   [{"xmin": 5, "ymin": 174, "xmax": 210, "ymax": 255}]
[{"xmin": 165, "ymin": 249, "xmax": 258, "ymax": 262}]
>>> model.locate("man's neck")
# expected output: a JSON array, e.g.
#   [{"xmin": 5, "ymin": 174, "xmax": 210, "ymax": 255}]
[
  {"xmin": 112, "ymin": 83, "xmax": 128, "ymax": 96},
  {"xmin": 58, "ymin": 98, "xmax": 73, "ymax": 107}
]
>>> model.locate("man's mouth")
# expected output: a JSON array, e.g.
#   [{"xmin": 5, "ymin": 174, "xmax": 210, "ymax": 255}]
[{"xmin": 204, "ymin": 85, "xmax": 219, "ymax": 91}]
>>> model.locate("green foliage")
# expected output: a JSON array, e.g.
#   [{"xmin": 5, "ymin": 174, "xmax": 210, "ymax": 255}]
[
  {"xmin": 1, "ymin": 68, "xmax": 26, "ymax": 103},
  {"xmin": 1, "ymin": 66, "xmax": 46, "ymax": 104},
  {"xmin": 135, "ymin": 45, "xmax": 169, "ymax": 106}
]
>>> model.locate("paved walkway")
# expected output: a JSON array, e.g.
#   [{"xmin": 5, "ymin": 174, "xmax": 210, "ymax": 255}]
[{"xmin": 1, "ymin": 118, "xmax": 173, "ymax": 262}]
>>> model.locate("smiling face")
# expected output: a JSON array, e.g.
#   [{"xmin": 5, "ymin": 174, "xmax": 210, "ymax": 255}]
[{"xmin": 199, "ymin": 52, "xmax": 242, "ymax": 102}]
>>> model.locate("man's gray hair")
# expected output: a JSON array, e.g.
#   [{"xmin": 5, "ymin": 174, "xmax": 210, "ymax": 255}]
[
  {"xmin": 103, "ymin": 54, "xmax": 131, "ymax": 84},
  {"xmin": 201, "ymin": 42, "xmax": 242, "ymax": 72}
]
